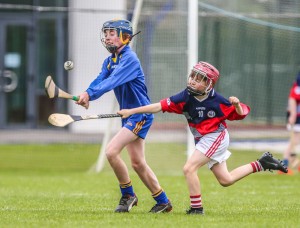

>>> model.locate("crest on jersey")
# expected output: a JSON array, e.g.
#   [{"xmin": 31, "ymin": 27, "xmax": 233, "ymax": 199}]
[{"xmin": 207, "ymin": 110, "xmax": 216, "ymax": 118}]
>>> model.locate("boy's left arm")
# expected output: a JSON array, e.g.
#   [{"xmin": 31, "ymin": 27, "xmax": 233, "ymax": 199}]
[
  {"xmin": 229, "ymin": 96, "xmax": 243, "ymax": 115},
  {"xmin": 225, "ymin": 96, "xmax": 250, "ymax": 120}
]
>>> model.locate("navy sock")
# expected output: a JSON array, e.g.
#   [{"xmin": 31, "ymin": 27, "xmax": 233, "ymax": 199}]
[
  {"xmin": 120, "ymin": 181, "xmax": 135, "ymax": 197},
  {"xmin": 152, "ymin": 189, "xmax": 169, "ymax": 204}
]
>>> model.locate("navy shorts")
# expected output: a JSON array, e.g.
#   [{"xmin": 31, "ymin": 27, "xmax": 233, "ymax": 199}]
[{"xmin": 122, "ymin": 113, "xmax": 154, "ymax": 139}]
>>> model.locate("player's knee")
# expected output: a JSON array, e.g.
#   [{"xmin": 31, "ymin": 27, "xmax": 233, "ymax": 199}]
[
  {"xmin": 218, "ymin": 178, "xmax": 234, "ymax": 187},
  {"xmin": 105, "ymin": 145, "xmax": 119, "ymax": 161},
  {"xmin": 131, "ymin": 160, "xmax": 146, "ymax": 171},
  {"xmin": 183, "ymin": 164, "xmax": 193, "ymax": 176}
]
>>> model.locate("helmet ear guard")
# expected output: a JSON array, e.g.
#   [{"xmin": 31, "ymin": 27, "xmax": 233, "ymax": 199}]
[
  {"xmin": 119, "ymin": 30, "xmax": 141, "ymax": 44},
  {"xmin": 119, "ymin": 30, "xmax": 130, "ymax": 45}
]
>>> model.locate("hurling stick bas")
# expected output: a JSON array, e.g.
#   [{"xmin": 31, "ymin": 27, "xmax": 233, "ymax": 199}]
[
  {"xmin": 48, "ymin": 114, "xmax": 75, "ymax": 127},
  {"xmin": 45, "ymin": 76, "xmax": 79, "ymax": 101},
  {"xmin": 48, "ymin": 113, "xmax": 121, "ymax": 127}
]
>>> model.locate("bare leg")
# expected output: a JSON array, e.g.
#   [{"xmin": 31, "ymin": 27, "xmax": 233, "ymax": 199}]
[
  {"xmin": 126, "ymin": 135, "xmax": 161, "ymax": 194},
  {"xmin": 106, "ymin": 127, "xmax": 162, "ymax": 194},
  {"xmin": 105, "ymin": 127, "xmax": 138, "ymax": 183},
  {"xmin": 211, "ymin": 161, "xmax": 253, "ymax": 187},
  {"xmin": 283, "ymin": 132, "xmax": 300, "ymax": 163},
  {"xmin": 183, "ymin": 150, "xmax": 210, "ymax": 195}
]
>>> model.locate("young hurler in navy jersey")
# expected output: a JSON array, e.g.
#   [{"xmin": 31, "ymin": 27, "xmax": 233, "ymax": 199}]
[
  {"xmin": 76, "ymin": 19, "xmax": 171, "ymax": 213},
  {"xmin": 279, "ymin": 72, "xmax": 300, "ymax": 174},
  {"xmin": 118, "ymin": 61, "xmax": 288, "ymax": 215}
]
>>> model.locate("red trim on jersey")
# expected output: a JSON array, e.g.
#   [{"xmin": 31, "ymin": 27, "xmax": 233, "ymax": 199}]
[
  {"xmin": 189, "ymin": 118, "xmax": 227, "ymax": 135},
  {"xmin": 160, "ymin": 98, "xmax": 184, "ymax": 114},
  {"xmin": 289, "ymin": 83, "xmax": 300, "ymax": 99},
  {"xmin": 289, "ymin": 83, "xmax": 300, "ymax": 107},
  {"xmin": 219, "ymin": 103, "xmax": 249, "ymax": 121}
]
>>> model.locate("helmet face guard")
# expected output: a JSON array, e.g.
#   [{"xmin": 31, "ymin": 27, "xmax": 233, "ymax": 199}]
[
  {"xmin": 187, "ymin": 69, "xmax": 213, "ymax": 96},
  {"xmin": 100, "ymin": 19, "xmax": 133, "ymax": 53},
  {"xmin": 187, "ymin": 62, "xmax": 219, "ymax": 96}
]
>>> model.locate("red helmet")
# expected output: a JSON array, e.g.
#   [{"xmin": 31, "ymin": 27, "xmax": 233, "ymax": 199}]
[{"xmin": 187, "ymin": 61, "xmax": 220, "ymax": 96}]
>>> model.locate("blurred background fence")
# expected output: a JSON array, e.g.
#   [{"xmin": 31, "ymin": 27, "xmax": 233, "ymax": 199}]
[{"xmin": 0, "ymin": 0, "xmax": 300, "ymax": 143}]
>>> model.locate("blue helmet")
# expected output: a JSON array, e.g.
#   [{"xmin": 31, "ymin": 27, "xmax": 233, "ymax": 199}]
[
  {"xmin": 102, "ymin": 19, "xmax": 133, "ymax": 36},
  {"xmin": 101, "ymin": 19, "xmax": 133, "ymax": 53}
]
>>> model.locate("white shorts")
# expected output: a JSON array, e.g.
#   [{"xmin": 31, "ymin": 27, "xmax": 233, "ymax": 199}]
[
  {"xmin": 287, "ymin": 124, "xmax": 300, "ymax": 133},
  {"xmin": 195, "ymin": 129, "xmax": 231, "ymax": 169}
]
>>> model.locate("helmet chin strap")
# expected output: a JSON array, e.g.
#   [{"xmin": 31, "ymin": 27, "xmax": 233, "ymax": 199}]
[
  {"xmin": 103, "ymin": 31, "xmax": 141, "ymax": 54},
  {"xmin": 105, "ymin": 44, "xmax": 124, "ymax": 53},
  {"xmin": 187, "ymin": 86, "xmax": 206, "ymax": 96}
]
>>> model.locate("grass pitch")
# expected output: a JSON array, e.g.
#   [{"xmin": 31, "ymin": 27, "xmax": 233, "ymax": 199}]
[{"xmin": 0, "ymin": 144, "xmax": 299, "ymax": 227}]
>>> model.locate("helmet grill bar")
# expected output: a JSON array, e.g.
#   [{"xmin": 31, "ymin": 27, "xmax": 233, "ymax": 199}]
[{"xmin": 187, "ymin": 68, "xmax": 213, "ymax": 96}]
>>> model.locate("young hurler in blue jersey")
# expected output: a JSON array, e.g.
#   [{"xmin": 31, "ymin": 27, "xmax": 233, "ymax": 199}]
[
  {"xmin": 76, "ymin": 19, "xmax": 172, "ymax": 213},
  {"xmin": 118, "ymin": 61, "xmax": 288, "ymax": 215}
]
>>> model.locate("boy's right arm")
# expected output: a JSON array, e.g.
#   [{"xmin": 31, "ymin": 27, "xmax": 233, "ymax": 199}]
[
  {"xmin": 118, "ymin": 102, "xmax": 162, "ymax": 118},
  {"xmin": 76, "ymin": 91, "xmax": 90, "ymax": 109}
]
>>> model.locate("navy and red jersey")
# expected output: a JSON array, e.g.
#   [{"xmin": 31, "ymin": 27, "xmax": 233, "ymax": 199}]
[
  {"xmin": 160, "ymin": 89, "xmax": 250, "ymax": 140},
  {"xmin": 287, "ymin": 83, "xmax": 300, "ymax": 124},
  {"xmin": 289, "ymin": 83, "xmax": 300, "ymax": 117}
]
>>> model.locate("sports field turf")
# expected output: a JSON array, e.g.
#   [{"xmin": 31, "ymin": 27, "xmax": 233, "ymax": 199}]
[{"xmin": 0, "ymin": 144, "xmax": 299, "ymax": 227}]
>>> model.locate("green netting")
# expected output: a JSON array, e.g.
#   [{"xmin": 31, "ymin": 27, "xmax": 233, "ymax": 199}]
[{"xmin": 135, "ymin": 1, "xmax": 300, "ymax": 126}]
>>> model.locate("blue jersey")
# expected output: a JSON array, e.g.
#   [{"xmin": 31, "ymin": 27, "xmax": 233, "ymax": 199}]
[{"xmin": 86, "ymin": 45, "xmax": 153, "ymax": 127}]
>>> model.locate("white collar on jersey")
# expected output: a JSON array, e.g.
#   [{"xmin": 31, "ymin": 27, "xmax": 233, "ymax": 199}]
[{"xmin": 194, "ymin": 89, "xmax": 214, "ymax": 102}]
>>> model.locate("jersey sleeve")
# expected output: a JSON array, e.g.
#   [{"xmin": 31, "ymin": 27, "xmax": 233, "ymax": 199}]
[
  {"xmin": 86, "ymin": 52, "xmax": 140, "ymax": 101},
  {"xmin": 220, "ymin": 102, "xmax": 250, "ymax": 121},
  {"xmin": 289, "ymin": 83, "xmax": 300, "ymax": 100},
  {"xmin": 86, "ymin": 58, "xmax": 110, "ymax": 100},
  {"xmin": 160, "ymin": 90, "xmax": 187, "ymax": 114}
]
